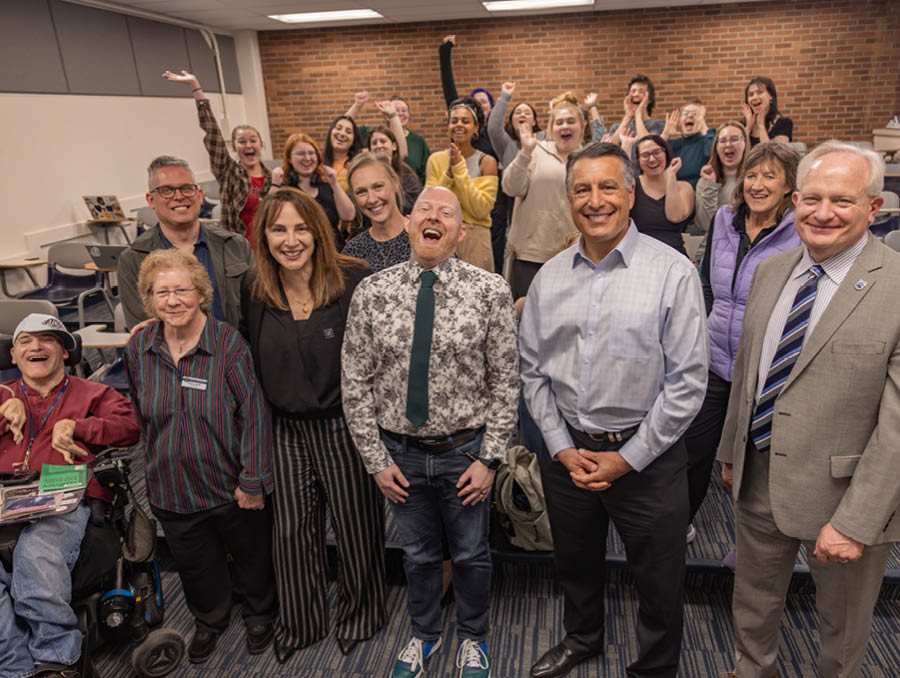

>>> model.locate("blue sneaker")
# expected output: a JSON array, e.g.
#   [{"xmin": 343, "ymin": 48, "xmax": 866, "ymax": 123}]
[
  {"xmin": 456, "ymin": 639, "xmax": 491, "ymax": 678},
  {"xmin": 390, "ymin": 636, "xmax": 442, "ymax": 678}
]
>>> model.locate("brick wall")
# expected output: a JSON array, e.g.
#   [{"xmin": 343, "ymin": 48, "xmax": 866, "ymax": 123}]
[{"xmin": 258, "ymin": 0, "xmax": 900, "ymax": 159}]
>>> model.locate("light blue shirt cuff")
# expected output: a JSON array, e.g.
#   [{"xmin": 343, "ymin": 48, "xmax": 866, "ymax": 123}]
[
  {"xmin": 618, "ymin": 435, "xmax": 655, "ymax": 472},
  {"xmin": 544, "ymin": 427, "xmax": 575, "ymax": 460}
]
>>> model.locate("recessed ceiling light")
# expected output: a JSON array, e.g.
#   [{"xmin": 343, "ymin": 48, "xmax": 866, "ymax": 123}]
[
  {"xmin": 268, "ymin": 9, "xmax": 383, "ymax": 23},
  {"xmin": 483, "ymin": 0, "xmax": 593, "ymax": 10}
]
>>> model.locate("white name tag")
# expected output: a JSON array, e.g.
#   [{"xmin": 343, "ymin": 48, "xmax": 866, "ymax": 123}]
[{"xmin": 181, "ymin": 376, "xmax": 208, "ymax": 391}]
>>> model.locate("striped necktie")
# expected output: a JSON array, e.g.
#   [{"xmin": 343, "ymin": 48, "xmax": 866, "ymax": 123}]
[{"xmin": 750, "ymin": 264, "xmax": 825, "ymax": 453}]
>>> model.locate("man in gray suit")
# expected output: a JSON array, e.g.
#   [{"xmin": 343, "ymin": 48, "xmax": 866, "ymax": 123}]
[{"xmin": 718, "ymin": 140, "xmax": 897, "ymax": 678}]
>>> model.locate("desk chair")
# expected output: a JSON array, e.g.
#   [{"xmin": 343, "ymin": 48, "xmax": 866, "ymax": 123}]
[
  {"xmin": 884, "ymin": 230, "xmax": 900, "ymax": 252},
  {"xmin": 872, "ymin": 190, "xmax": 900, "ymax": 238},
  {"xmin": 19, "ymin": 244, "xmax": 115, "ymax": 329}
]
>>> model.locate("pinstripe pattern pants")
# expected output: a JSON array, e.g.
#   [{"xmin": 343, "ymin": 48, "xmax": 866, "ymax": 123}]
[{"xmin": 271, "ymin": 415, "xmax": 386, "ymax": 650}]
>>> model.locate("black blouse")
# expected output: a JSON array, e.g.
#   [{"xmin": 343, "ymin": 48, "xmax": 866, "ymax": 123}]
[{"xmin": 241, "ymin": 265, "xmax": 369, "ymax": 419}]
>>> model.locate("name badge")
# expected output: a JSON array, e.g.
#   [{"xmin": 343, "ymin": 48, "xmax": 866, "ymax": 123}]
[{"xmin": 181, "ymin": 376, "xmax": 208, "ymax": 391}]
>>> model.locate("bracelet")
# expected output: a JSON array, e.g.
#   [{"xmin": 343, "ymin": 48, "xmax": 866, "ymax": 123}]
[
  {"xmin": 387, "ymin": 113, "xmax": 397, "ymax": 119},
  {"xmin": 192, "ymin": 87, "xmax": 202, "ymax": 93}
]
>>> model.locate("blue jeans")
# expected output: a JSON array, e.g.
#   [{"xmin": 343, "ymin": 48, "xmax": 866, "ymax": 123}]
[
  {"xmin": 382, "ymin": 431, "xmax": 492, "ymax": 642},
  {"xmin": 0, "ymin": 502, "xmax": 90, "ymax": 678}
]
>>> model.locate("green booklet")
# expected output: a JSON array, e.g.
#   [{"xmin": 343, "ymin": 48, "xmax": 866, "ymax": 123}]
[{"xmin": 38, "ymin": 464, "xmax": 88, "ymax": 494}]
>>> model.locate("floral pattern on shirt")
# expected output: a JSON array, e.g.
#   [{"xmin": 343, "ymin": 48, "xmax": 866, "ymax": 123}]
[{"xmin": 342, "ymin": 256, "xmax": 520, "ymax": 474}]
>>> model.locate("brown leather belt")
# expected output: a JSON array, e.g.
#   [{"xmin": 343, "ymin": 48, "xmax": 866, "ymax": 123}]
[
  {"xmin": 381, "ymin": 426, "xmax": 483, "ymax": 454},
  {"xmin": 566, "ymin": 422, "xmax": 640, "ymax": 451}
]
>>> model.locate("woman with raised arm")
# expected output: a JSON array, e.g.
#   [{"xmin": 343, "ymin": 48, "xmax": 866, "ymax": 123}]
[
  {"xmin": 367, "ymin": 126, "xmax": 421, "ymax": 214},
  {"xmin": 344, "ymin": 93, "xmax": 408, "ymax": 159},
  {"xmin": 344, "ymin": 153, "xmax": 411, "ymax": 272},
  {"xmin": 631, "ymin": 134, "xmax": 695, "ymax": 256},
  {"xmin": 162, "ymin": 70, "xmax": 271, "ymax": 241},
  {"xmin": 271, "ymin": 133, "xmax": 356, "ymax": 248},
  {"xmin": 741, "ymin": 76, "xmax": 793, "ymax": 146},
  {"xmin": 694, "ymin": 121, "xmax": 750, "ymax": 234},
  {"xmin": 501, "ymin": 101, "xmax": 584, "ymax": 298},
  {"xmin": 488, "ymin": 80, "xmax": 541, "ymax": 169},
  {"xmin": 241, "ymin": 188, "xmax": 383, "ymax": 662},
  {"xmin": 425, "ymin": 96, "xmax": 498, "ymax": 272},
  {"xmin": 322, "ymin": 115, "xmax": 363, "ymax": 191}
]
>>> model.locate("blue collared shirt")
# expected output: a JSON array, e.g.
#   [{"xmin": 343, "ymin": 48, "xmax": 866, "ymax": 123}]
[
  {"xmin": 519, "ymin": 222, "xmax": 709, "ymax": 471},
  {"xmin": 159, "ymin": 226, "xmax": 225, "ymax": 322}
]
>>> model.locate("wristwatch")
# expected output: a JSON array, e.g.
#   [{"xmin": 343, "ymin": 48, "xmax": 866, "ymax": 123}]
[{"xmin": 479, "ymin": 457, "xmax": 502, "ymax": 471}]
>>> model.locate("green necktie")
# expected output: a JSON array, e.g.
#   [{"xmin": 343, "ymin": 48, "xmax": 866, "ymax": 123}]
[{"xmin": 406, "ymin": 270, "xmax": 437, "ymax": 428}]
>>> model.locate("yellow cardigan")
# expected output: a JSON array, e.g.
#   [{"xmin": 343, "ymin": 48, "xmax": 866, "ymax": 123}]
[{"xmin": 425, "ymin": 151, "xmax": 497, "ymax": 228}]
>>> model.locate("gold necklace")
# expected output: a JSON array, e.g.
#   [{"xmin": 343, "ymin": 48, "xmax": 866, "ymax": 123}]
[{"xmin": 288, "ymin": 293, "xmax": 313, "ymax": 313}]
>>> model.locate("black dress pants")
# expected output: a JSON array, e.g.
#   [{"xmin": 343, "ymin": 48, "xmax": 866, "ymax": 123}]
[
  {"xmin": 539, "ymin": 431, "xmax": 688, "ymax": 678},
  {"xmin": 153, "ymin": 501, "xmax": 278, "ymax": 634},
  {"xmin": 683, "ymin": 370, "xmax": 732, "ymax": 522}
]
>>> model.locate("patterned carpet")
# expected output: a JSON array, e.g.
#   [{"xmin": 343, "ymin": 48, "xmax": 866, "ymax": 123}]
[{"xmin": 90, "ymin": 447, "xmax": 900, "ymax": 678}]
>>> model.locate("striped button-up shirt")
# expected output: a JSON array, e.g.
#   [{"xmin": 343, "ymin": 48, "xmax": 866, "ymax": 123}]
[
  {"xmin": 755, "ymin": 233, "xmax": 869, "ymax": 403},
  {"xmin": 519, "ymin": 223, "xmax": 709, "ymax": 471},
  {"xmin": 125, "ymin": 317, "xmax": 273, "ymax": 513}
]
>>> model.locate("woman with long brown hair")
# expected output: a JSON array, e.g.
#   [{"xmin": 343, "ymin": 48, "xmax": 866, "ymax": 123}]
[{"xmin": 240, "ymin": 188, "xmax": 384, "ymax": 662}]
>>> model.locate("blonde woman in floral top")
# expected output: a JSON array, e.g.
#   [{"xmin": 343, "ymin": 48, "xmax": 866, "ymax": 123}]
[{"xmin": 162, "ymin": 70, "xmax": 272, "ymax": 242}]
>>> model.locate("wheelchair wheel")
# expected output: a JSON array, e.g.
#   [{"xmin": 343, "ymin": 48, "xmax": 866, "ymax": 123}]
[{"xmin": 130, "ymin": 628, "xmax": 185, "ymax": 677}]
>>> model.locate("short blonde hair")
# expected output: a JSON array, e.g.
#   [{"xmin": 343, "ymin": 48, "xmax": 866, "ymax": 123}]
[{"xmin": 137, "ymin": 249, "xmax": 214, "ymax": 320}]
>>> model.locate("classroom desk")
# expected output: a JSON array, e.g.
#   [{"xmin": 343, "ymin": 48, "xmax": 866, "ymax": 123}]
[
  {"xmin": 87, "ymin": 219, "xmax": 138, "ymax": 245},
  {"xmin": 75, "ymin": 324, "xmax": 130, "ymax": 349},
  {"xmin": 0, "ymin": 258, "xmax": 46, "ymax": 297}
]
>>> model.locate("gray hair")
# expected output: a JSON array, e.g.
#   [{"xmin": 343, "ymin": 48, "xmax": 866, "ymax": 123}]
[
  {"xmin": 147, "ymin": 155, "xmax": 196, "ymax": 189},
  {"xmin": 565, "ymin": 142, "xmax": 635, "ymax": 194},
  {"xmin": 797, "ymin": 140, "xmax": 885, "ymax": 197}
]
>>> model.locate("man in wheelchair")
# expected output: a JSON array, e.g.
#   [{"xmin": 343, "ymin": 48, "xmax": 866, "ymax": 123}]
[{"xmin": 0, "ymin": 314, "xmax": 139, "ymax": 678}]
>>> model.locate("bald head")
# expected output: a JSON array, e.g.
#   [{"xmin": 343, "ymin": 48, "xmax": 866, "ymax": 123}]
[{"xmin": 406, "ymin": 186, "xmax": 467, "ymax": 268}]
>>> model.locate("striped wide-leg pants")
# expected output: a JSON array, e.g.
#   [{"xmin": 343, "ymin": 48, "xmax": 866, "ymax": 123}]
[{"xmin": 271, "ymin": 414, "xmax": 386, "ymax": 650}]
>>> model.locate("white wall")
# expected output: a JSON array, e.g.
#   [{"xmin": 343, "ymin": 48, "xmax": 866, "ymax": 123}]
[{"xmin": 0, "ymin": 30, "xmax": 270, "ymax": 295}]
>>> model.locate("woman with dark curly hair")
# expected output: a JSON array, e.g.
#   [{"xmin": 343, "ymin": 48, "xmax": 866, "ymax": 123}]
[
  {"xmin": 742, "ymin": 76, "xmax": 793, "ymax": 146},
  {"xmin": 425, "ymin": 96, "xmax": 498, "ymax": 272}
]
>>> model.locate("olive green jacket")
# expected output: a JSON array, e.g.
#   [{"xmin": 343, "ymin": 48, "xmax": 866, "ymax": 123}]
[{"xmin": 117, "ymin": 223, "xmax": 254, "ymax": 330}]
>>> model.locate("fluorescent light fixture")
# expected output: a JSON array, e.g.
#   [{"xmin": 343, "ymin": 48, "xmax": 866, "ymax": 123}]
[
  {"xmin": 269, "ymin": 9, "xmax": 383, "ymax": 23},
  {"xmin": 483, "ymin": 0, "xmax": 592, "ymax": 10}
]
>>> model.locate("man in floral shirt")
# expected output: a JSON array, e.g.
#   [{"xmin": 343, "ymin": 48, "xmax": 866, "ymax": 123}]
[{"xmin": 342, "ymin": 186, "xmax": 519, "ymax": 678}]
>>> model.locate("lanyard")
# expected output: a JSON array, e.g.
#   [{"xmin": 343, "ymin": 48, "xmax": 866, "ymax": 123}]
[{"xmin": 14, "ymin": 376, "xmax": 69, "ymax": 470}]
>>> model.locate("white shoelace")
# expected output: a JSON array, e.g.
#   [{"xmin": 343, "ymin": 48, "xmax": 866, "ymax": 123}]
[
  {"xmin": 398, "ymin": 638, "xmax": 424, "ymax": 669},
  {"xmin": 457, "ymin": 639, "xmax": 488, "ymax": 669}
]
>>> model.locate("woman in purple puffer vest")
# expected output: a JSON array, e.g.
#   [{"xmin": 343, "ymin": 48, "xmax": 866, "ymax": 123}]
[{"xmin": 684, "ymin": 142, "xmax": 802, "ymax": 540}]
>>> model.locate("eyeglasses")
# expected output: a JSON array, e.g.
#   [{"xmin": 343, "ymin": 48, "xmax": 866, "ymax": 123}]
[
  {"xmin": 717, "ymin": 136, "xmax": 745, "ymax": 146},
  {"xmin": 291, "ymin": 150, "xmax": 317, "ymax": 159},
  {"xmin": 150, "ymin": 184, "xmax": 199, "ymax": 198},
  {"xmin": 638, "ymin": 149, "xmax": 665, "ymax": 161},
  {"xmin": 153, "ymin": 287, "xmax": 196, "ymax": 300}
]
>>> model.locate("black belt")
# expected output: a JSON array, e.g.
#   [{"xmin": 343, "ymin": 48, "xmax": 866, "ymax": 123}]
[
  {"xmin": 381, "ymin": 426, "xmax": 483, "ymax": 454},
  {"xmin": 566, "ymin": 421, "xmax": 640, "ymax": 451}
]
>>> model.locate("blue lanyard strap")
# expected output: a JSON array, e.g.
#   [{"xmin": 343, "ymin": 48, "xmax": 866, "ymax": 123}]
[{"xmin": 21, "ymin": 376, "xmax": 70, "ymax": 458}]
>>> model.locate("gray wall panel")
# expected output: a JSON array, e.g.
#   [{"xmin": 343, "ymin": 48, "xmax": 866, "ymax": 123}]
[
  {"xmin": 128, "ymin": 16, "xmax": 191, "ymax": 97},
  {"xmin": 185, "ymin": 29, "xmax": 220, "ymax": 94},
  {"xmin": 0, "ymin": 0, "xmax": 68, "ymax": 93},
  {"xmin": 50, "ymin": 0, "xmax": 140, "ymax": 95},
  {"xmin": 217, "ymin": 36, "xmax": 242, "ymax": 94}
]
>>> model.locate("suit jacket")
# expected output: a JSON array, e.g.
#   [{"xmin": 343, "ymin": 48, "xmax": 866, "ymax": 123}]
[{"xmin": 718, "ymin": 236, "xmax": 900, "ymax": 546}]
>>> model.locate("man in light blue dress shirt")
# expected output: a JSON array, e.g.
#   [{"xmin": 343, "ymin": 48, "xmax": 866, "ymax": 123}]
[{"xmin": 520, "ymin": 142, "xmax": 708, "ymax": 678}]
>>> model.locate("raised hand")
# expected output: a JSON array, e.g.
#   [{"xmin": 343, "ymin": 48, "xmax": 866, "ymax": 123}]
[
  {"xmin": 634, "ymin": 94, "xmax": 649, "ymax": 119},
  {"xmin": 663, "ymin": 109, "xmax": 681, "ymax": 138},
  {"xmin": 741, "ymin": 102, "xmax": 756, "ymax": 132},
  {"xmin": 375, "ymin": 100, "xmax": 396, "ymax": 118},
  {"xmin": 449, "ymin": 141, "xmax": 463, "ymax": 167},
  {"xmin": 354, "ymin": 90, "xmax": 370, "ymax": 108},
  {"xmin": 518, "ymin": 121, "xmax": 537, "ymax": 153},
  {"xmin": 162, "ymin": 70, "xmax": 199, "ymax": 89},
  {"xmin": 0, "ymin": 397, "xmax": 26, "ymax": 445},
  {"xmin": 322, "ymin": 164, "xmax": 339, "ymax": 185},
  {"xmin": 667, "ymin": 156, "xmax": 683, "ymax": 178},
  {"xmin": 502, "ymin": 81, "xmax": 516, "ymax": 96},
  {"xmin": 442, "ymin": 34, "xmax": 456, "ymax": 45},
  {"xmin": 623, "ymin": 94, "xmax": 637, "ymax": 118},
  {"xmin": 619, "ymin": 127, "xmax": 637, "ymax": 156},
  {"xmin": 271, "ymin": 166, "xmax": 284, "ymax": 186},
  {"xmin": 700, "ymin": 163, "xmax": 716, "ymax": 183},
  {"xmin": 584, "ymin": 92, "xmax": 599, "ymax": 108}
]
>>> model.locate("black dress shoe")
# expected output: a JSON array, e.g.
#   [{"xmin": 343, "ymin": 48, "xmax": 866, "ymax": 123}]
[
  {"xmin": 530, "ymin": 642, "xmax": 590, "ymax": 678},
  {"xmin": 247, "ymin": 622, "xmax": 275, "ymax": 654},
  {"xmin": 336, "ymin": 637, "xmax": 359, "ymax": 655},
  {"xmin": 188, "ymin": 629, "xmax": 219, "ymax": 664},
  {"xmin": 274, "ymin": 637, "xmax": 297, "ymax": 664}
]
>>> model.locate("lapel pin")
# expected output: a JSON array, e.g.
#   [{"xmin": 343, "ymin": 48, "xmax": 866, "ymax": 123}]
[{"xmin": 854, "ymin": 279, "xmax": 867, "ymax": 291}]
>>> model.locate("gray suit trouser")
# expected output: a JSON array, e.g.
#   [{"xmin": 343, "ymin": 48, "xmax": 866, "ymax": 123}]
[{"xmin": 732, "ymin": 447, "xmax": 891, "ymax": 678}]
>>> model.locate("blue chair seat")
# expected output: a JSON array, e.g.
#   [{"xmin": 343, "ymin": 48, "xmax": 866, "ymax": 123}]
[
  {"xmin": 20, "ymin": 271, "xmax": 105, "ymax": 305},
  {"xmin": 100, "ymin": 357, "xmax": 129, "ymax": 393}
]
